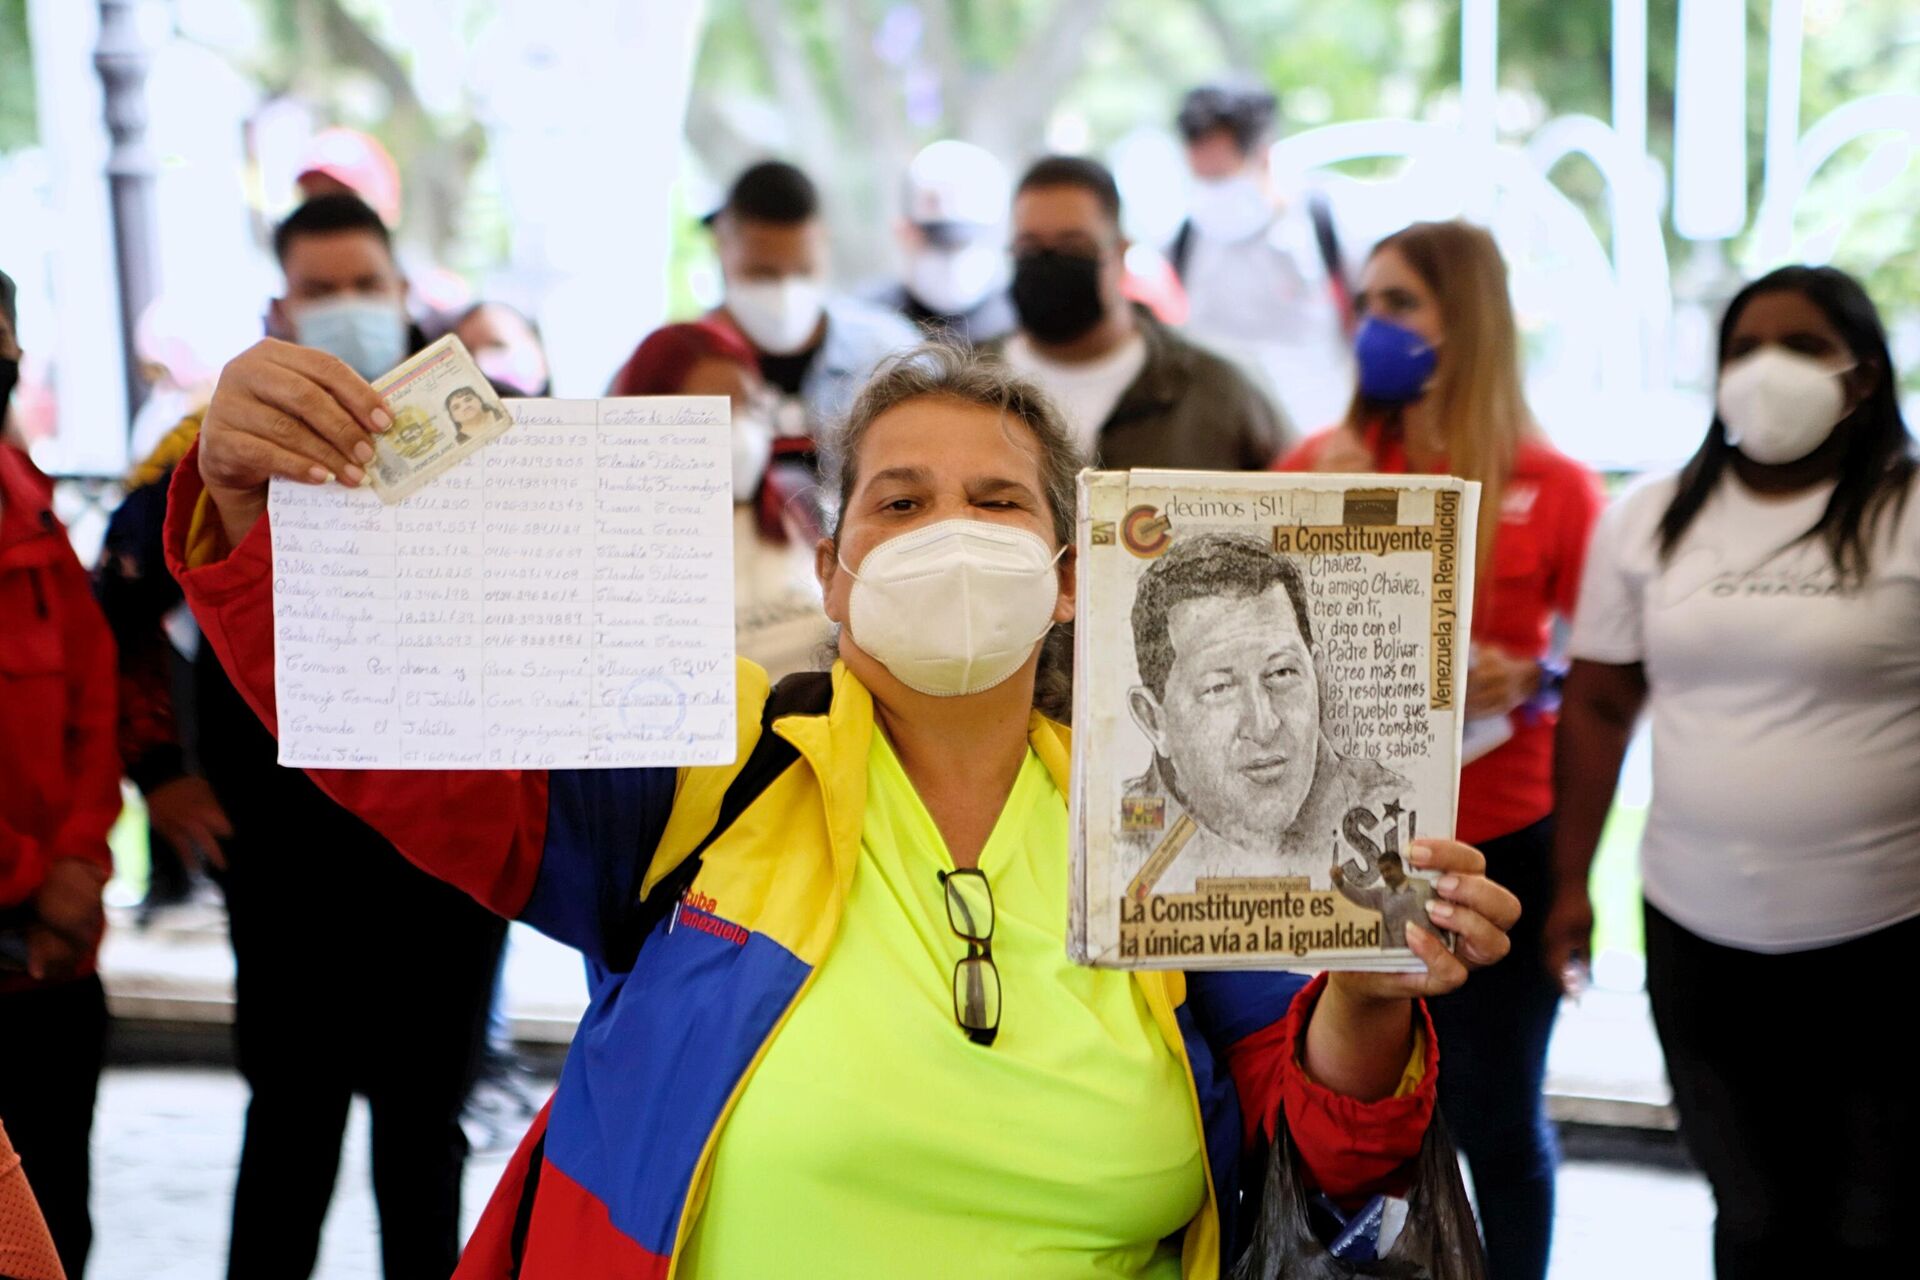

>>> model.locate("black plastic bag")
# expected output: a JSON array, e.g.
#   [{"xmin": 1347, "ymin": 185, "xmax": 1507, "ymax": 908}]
[{"xmin": 1228, "ymin": 1108, "xmax": 1488, "ymax": 1280}]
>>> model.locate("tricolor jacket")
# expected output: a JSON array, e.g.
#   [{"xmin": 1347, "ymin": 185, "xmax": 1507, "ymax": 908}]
[{"xmin": 163, "ymin": 449, "xmax": 1434, "ymax": 1279}]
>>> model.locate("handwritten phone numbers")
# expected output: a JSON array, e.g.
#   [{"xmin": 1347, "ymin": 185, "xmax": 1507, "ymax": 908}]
[{"xmin": 270, "ymin": 397, "xmax": 738, "ymax": 769}]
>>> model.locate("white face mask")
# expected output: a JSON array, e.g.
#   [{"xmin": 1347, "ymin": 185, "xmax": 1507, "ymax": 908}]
[
  {"xmin": 1188, "ymin": 174, "xmax": 1272, "ymax": 244},
  {"xmin": 1717, "ymin": 346, "xmax": 1854, "ymax": 466},
  {"xmin": 732, "ymin": 407, "xmax": 774, "ymax": 502},
  {"xmin": 907, "ymin": 243, "xmax": 1002, "ymax": 317},
  {"xmin": 726, "ymin": 277, "xmax": 826, "ymax": 356},
  {"xmin": 841, "ymin": 519, "xmax": 1065, "ymax": 698}
]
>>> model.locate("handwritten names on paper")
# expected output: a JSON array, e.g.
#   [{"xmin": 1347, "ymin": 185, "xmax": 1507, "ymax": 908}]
[{"xmin": 269, "ymin": 397, "xmax": 737, "ymax": 769}]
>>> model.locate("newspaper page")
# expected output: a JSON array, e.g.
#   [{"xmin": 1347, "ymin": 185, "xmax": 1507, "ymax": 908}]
[{"xmin": 1069, "ymin": 470, "xmax": 1480, "ymax": 972}]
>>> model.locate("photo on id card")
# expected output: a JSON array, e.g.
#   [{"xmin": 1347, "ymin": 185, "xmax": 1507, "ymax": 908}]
[{"xmin": 366, "ymin": 335, "xmax": 514, "ymax": 502}]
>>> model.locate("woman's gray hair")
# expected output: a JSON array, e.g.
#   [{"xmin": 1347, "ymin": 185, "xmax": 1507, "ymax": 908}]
[{"xmin": 820, "ymin": 342, "xmax": 1084, "ymax": 721}]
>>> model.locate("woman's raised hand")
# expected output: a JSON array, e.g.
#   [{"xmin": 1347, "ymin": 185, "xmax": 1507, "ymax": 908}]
[{"xmin": 196, "ymin": 338, "xmax": 393, "ymax": 547}]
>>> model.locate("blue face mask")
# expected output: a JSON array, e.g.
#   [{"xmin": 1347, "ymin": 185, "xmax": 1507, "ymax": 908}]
[
  {"xmin": 1354, "ymin": 316, "xmax": 1437, "ymax": 403},
  {"xmin": 292, "ymin": 295, "xmax": 409, "ymax": 380}
]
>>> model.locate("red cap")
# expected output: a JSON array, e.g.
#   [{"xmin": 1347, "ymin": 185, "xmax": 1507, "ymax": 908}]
[{"xmin": 296, "ymin": 128, "xmax": 403, "ymax": 227}]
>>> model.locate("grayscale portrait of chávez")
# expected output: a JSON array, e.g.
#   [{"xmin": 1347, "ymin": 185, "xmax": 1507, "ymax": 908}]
[{"xmin": 1121, "ymin": 532, "xmax": 1407, "ymax": 892}]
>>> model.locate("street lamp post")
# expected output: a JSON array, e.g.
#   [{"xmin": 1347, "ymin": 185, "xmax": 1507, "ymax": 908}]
[{"xmin": 93, "ymin": 0, "xmax": 158, "ymax": 422}]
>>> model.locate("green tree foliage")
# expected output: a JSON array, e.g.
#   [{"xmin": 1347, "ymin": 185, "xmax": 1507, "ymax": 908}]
[
  {"xmin": 15, "ymin": 1, "xmax": 1902, "ymax": 346},
  {"xmin": 1782, "ymin": 2, "xmax": 1920, "ymax": 328},
  {"xmin": 1470, "ymin": 0, "xmax": 1917, "ymax": 378},
  {"xmin": 241, "ymin": 0, "xmax": 494, "ymax": 265},
  {"xmin": 691, "ymin": 0, "xmax": 1920, "ymax": 375},
  {"xmin": 0, "ymin": 0, "xmax": 38, "ymax": 152},
  {"xmin": 689, "ymin": 0, "xmax": 1119, "ymax": 277}
]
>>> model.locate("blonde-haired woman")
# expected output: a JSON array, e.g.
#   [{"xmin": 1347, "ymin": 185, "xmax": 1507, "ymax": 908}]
[{"xmin": 1274, "ymin": 219, "xmax": 1602, "ymax": 1280}]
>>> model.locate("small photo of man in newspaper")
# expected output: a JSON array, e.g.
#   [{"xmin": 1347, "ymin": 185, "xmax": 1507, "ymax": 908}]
[
  {"xmin": 1332, "ymin": 843, "xmax": 1436, "ymax": 942},
  {"xmin": 1122, "ymin": 532, "xmax": 1408, "ymax": 893}
]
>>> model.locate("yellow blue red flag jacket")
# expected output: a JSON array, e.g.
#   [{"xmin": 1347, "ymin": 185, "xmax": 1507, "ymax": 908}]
[{"xmin": 162, "ymin": 448, "xmax": 1435, "ymax": 1278}]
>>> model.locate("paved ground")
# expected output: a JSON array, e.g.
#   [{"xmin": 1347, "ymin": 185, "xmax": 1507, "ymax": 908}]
[
  {"xmin": 82, "ymin": 1064, "xmax": 1713, "ymax": 1280},
  {"xmin": 88, "ymin": 1067, "xmax": 522, "ymax": 1280}
]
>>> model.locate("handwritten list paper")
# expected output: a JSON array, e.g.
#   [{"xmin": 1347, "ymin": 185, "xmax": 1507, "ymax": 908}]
[{"xmin": 268, "ymin": 397, "xmax": 737, "ymax": 769}]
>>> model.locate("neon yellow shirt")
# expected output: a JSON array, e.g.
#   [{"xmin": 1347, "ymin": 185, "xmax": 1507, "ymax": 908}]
[{"xmin": 679, "ymin": 733, "xmax": 1206, "ymax": 1278}]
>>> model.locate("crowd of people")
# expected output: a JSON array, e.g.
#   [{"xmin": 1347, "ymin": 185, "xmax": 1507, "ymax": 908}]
[{"xmin": 0, "ymin": 78, "xmax": 1915, "ymax": 1280}]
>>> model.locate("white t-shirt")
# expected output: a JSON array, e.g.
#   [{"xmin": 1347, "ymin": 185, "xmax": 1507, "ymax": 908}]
[
  {"xmin": 1571, "ymin": 471, "xmax": 1920, "ymax": 952},
  {"xmin": 1001, "ymin": 332, "xmax": 1147, "ymax": 458}
]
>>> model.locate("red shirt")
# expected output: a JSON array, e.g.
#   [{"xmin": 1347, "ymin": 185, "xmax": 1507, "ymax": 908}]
[{"xmin": 1275, "ymin": 426, "xmax": 1603, "ymax": 843}]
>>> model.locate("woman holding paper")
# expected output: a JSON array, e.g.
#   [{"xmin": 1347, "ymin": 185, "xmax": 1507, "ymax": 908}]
[
  {"xmin": 1273, "ymin": 220, "xmax": 1601, "ymax": 1280},
  {"xmin": 1549, "ymin": 266, "xmax": 1920, "ymax": 1276},
  {"xmin": 165, "ymin": 337, "xmax": 1517, "ymax": 1278}
]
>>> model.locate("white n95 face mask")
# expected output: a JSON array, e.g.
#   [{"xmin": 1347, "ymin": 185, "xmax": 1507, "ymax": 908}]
[
  {"xmin": 842, "ymin": 519, "xmax": 1065, "ymax": 697},
  {"xmin": 727, "ymin": 277, "xmax": 826, "ymax": 355},
  {"xmin": 1717, "ymin": 347, "xmax": 1854, "ymax": 466},
  {"xmin": 908, "ymin": 243, "xmax": 1002, "ymax": 317}
]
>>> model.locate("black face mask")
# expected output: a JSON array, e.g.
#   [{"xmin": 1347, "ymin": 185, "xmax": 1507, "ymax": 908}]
[
  {"xmin": 0, "ymin": 356, "xmax": 17, "ymax": 419},
  {"xmin": 1011, "ymin": 249, "xmax": 1106, "ymax": 345}
]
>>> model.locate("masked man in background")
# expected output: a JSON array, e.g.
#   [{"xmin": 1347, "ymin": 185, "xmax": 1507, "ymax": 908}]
[
  {"xmin": 704, "ymin": 160, "xmax": 920, "ymax": 434},
  {"xmin": 295, "ymin": 126, "xmax": 551, "ymax": 398},
  {"xmin": 1168, "ymin": 83, "xmax": 1354, "ymax": 434},
  {"xmin": 990, "ymin": 155, "xmax": 1290, "ymax": 469}
]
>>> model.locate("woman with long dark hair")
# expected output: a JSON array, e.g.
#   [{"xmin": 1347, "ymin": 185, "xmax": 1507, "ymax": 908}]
[{"xmin": 1549, "ymin": 265, "xmax": 1919, "ymax": 1276}]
